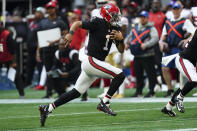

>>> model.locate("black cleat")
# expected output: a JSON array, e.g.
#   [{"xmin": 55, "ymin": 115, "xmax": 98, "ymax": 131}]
[
  {"xmin": 175, "ymin": 97, "xmax": 185, "ymax": 113},
  {"xmin": 81, "ymin": 97, "xmax": 88, "ymax": 101},
  {"xmin": 39, "ymin": 105, "xmax": 50, "ymax": 127},
  {"xmin": 161, "ymin": 107, "xmax": 176, "ymax": 117},
  {"xmin": 97, "ymin": 99, "xmax": 117, "ymax": 116}
]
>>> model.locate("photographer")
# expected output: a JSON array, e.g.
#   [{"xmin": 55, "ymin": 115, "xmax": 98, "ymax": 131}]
[{"xmin": 48, "ymin": 41, "xmax": 81, "ymax": 97}]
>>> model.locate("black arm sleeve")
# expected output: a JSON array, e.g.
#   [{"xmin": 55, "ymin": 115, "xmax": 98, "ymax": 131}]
[
  {"xmin": 6, "ymin": 33, "xmax": 16, "ymax": 55},
  {"xmin": 68, "ymin": 54, "xmax": 81, "ymax": 77},
  {"xmin": 81, "ymin": 17, "xmax": 100, "ymax": 31}
]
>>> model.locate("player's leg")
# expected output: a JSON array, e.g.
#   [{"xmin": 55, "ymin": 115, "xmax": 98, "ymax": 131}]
[
  {"xmin": 161, "ymin": 88, "xmax": 180, "ymax": 117},
  {"xmin": 86, "ymin": 56, "xmax": 125, "ymax": 116},
  {"xmin": 174, "ymin": 56, "xmax": 197, "ymax": 113},
  {"xmin": 39, "ymin": 70, "xmax": 97, "ymax": 126}
]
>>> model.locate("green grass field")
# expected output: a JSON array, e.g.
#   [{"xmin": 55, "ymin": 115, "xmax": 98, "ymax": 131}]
[
  {"xmin": 1, "ymin": 88, "xmax": 197, "ymax": 131},
  {"xmin": 1, "ymin": 103, "xmax": 197, "ymax": 131},
  {"xmin": 1, "ymin": 87, "xmax": 197, "ymax": 99}
]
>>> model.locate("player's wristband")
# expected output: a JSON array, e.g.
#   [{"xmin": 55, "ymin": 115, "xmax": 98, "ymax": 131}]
[{"xmin": 69, "ymin": 30, "xmax": 74, "ymax": 35}]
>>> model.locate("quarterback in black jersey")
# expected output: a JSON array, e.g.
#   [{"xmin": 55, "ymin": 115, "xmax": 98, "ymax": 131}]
[
  {"xmin": 39, "ymin": 3, "xmax": 125, "ymax": 127},
  {"xmin": 161, "ymin": 29, "xmax": 197, "ymax": 117}
]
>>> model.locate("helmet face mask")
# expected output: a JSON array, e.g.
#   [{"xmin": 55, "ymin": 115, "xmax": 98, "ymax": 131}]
[
  {"xmin": 100, "ymin": 3, "xmax": 120, "ymax": 26},
  {"xmin": 110, "ymin": 12, "xmax": 121, "ymax": 26}
]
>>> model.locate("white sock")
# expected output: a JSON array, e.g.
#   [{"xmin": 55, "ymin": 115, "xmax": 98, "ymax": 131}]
[
  {"xmin": 166, "ymin": 101, "xmax": 174, "ymax": 110},
  {"xmin": 104, "ymin": 87, "xmax": 109, "ymax": 94},
  {"xmin": 48, "ymin": 103, "xmax": 55, "ymax": 112},
  {"xmin": 177, "ymin": 93, "xmax": 184, "ymax": 99},
  {"xmin": 103, "ymin": 94, "xmax": 111, "ymax": 103}
]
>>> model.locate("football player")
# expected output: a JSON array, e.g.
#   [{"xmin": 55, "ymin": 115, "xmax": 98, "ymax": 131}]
[
  {"xmin": 39, "ymin": 3, "xmax": 125, "ymax": 127},
  {"xmin": 161, "ymin": 29, "xmax": 197, "ymax": 117}
]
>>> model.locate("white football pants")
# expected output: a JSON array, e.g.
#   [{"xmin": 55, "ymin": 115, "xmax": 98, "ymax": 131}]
[
  {"xmin": 175, "ymin": 55, "xmax": 197, "ymax": 85},
  {"xmin": 74, "ymin": 55, "xmax": 122, "ymax": 94}
]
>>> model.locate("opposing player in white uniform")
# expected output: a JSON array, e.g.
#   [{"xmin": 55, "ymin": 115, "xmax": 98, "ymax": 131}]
[{"xmin": 161, "ymin": 29, "xmax": 197, "ymax": 117}]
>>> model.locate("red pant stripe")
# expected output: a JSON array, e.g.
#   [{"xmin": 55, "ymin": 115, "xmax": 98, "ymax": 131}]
[
  {"xmin": 179, "ymin": 57, "xmax": 192, "ymax": 82},
  {"xmin": 88, "ymin": 56, "xmax": 117, "ymax": 77}
]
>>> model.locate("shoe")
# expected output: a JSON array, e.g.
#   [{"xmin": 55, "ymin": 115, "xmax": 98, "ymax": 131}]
[
  {"xmin": 39, "ymin": 105, "xmax": 51, "ymax": 127},
  {"xmin": 144, "ymin": 92, "xmax": 155, "ymax": 98},
  {"xmin": 97, "ymin": 98, "xmax": 117, "ymax": 116},
  {"xmin": 35, "ymin": 85, "xmax": 45, "ymax": 90},
  {"xmin": 164, "ymin": 90, "xmax": 174, "ymax": 97},
  {"xmin": 175, "ymin": 97, "xmax": 185, "ymax": 113},
  {"xmin": 81, "ymin": 97, "xmax": 88, "ymax": 101},
  {"xmin": 131, "ymin": 93, "xmax": 142, "ymax": 97},
  {"xmin": 161, "ymin": 107, "xmax": 176, "ymax": 117},
  {"xmin": 114, "ymin": 94, "xmax": 124, "ymax": 98}
]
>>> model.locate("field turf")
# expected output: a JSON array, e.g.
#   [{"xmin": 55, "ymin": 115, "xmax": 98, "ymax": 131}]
[
  {"xmin": 0, "ymin": 88, "xmax": 197, "ymax": 131},
  {"xmin": 1, "ymin": 102, "xmax": 197, "ymax": 131}
]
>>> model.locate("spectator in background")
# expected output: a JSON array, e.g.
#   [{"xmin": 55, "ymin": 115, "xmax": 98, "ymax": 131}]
[
  {"xmin": 159, "ymin": 3, "xmax": 195, "ymax": 97},
  {"xmin": 149, "ymin": 0, "xmax": 166, "ymax": 89},
  {"xmin": 190, "ymin": 2, "xmax": 197, "ymax": 27},
  {"xmin": 124, "ymin": 1, "xmax": 139, "ymax": 32},
  {"xmin": 36, "ymin": 1, "xmax": 68, "ymax": 98},
  {"xmin": 84, "ymin": 2, "xmax": 96, "ymax": 22},
  {"xmin": 165, "ymin": 1, "xmax": 175, "ymax": 19},
  {"xmin": 52, "ymin": 0, "xmax": 70, "ymax": 29},
  {"xmin": 25, "ymin": 7, "xmax": 45, "ymax": 88},
  {"xmin": 48, "ymin": 41, "xmax": 81, "ymax": 97},
  {"xmin": 126, "ymin": 11, "xmax": 158, "ymax": 97},
  {"xmin": 69, "ymin": 9, "xmax": 87, "ymax": 50},
  {"xmin": 166, "ymin": 0, "xmax": 192, "ymax": 19},
  {"xmin": 122, "ymin": 1, "xmax": 139, "ymax": 89},
  {"xmin": 0, "ymin": 24, "xmax": 25, "ymax": 98}
]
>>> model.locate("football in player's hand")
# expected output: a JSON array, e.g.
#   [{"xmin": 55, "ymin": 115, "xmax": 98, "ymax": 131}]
[{"xmin": 178, "ymin": 40, "xmax": 189, "ymax": 49}]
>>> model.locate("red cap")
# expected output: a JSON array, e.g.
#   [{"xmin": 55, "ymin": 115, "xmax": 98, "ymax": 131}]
[
  {"xmin": 74, "ymin": 9, "xmax": 82, "ymax": 16},
  {"xmin": 46, "ymin": 2, "xmax": 56, "ymax": 8},
  {"xmin": 130, "ymin": 1, "xmax": 137, "ymax": 8}
]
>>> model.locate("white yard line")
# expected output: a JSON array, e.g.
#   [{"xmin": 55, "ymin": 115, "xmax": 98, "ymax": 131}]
[
  {"xmin": 0, "ymin": 97, "xmax": 197, "ymax": 104},
  {"xmin": 1, "ymin": 106, "xmax": 197, "ymax": 120},
  {"xmin": 161, "ymin": 128, "xmax": 197, "ymax": 131},
  {"xmin": 6, "ymin": 118, "xmax": 197, "ymax": 131}
]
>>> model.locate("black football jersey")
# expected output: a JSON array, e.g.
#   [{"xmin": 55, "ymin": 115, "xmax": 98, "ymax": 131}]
[
  {"xmin": 82, "ymin": 17, "xmax": 120, "ymax": 61},
  {"xmin": 180, "ymin": 29, "xmax": 197, "ymax": 65}
]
